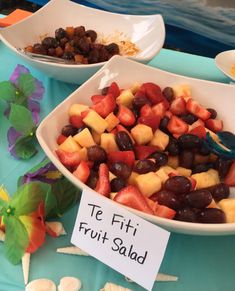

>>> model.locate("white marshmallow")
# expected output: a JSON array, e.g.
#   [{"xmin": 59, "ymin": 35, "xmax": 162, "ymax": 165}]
[
  {"xmin": 25, "ymin": 278, "xmax": 56, "ymax": 291},
  {"xmin": 58, "ymin": 276, "xmax": 82, "ymax": 291}
]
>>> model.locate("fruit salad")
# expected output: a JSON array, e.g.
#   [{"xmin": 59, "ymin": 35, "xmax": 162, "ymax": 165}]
[{"xmin": 55, "ymin": 81, "xmax": 235, "ymax": 224}]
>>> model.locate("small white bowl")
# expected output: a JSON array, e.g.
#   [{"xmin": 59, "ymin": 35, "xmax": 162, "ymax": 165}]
[
  {"xmin": 215, "ymin": 50, "xmax": 235, "ymax": 82},
  {"xmin": 36, "ymin": 55, "xmax": 235, "ymax": 236},
  {"xmin": 0, "ymin": 0, "xmax": 165, "ymax": 84}
]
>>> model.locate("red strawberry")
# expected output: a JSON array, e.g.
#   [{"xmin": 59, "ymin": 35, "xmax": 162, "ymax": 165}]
[
  {"xmin": 57, "ymin": 134, "xmax": 67, "ymax": 145},
  {"xmin": 189, "ymin": 125, "xmax": 207, "ymax": 139},
  {"xmin": 224, "ymin": 161, "xmax": 235, "ymax": 186},
  {"xmin": 91, "ymin": 94, "xmax": 105, "ymax": 104},
  {"xmin": 91, "ymin": 94, "xmax": 116, "ymax": 118},
  {"xmin": 186, "ymin": 99, "xmax": 211, "ymax": 120},
  {"xmin": 56, "ymin": 149, "xmax": 81, "ymax": 167},
  {"xmin": 170, "ymin": 97, "xmax": 187, "ymax": 115},
  {"xmin": 139, "ymin": 82, "xmax": 164, "ymax": 105},
  {"xmin": 107, "ymin": 81, "xmax": 120, "ymax": 98},
  {"xmin": 108, "ymin": 151, "xmax": 135, "ymax": 168},
  {"xmin": 69, "ymin": 115, "xmax": 85, "ymax": 129},
  {"xmin": 114, "ymin": 185, "xmax": 154, "ymax": 215},
  {"xmin": 95, "ymin": 163, "xmax": 111, "ymax": 197},
  {"xmin": 116, "ymin": 105, "xmax": 136, "ymax": 126},
  {"xmin": 152, "ymin": 101, "xmax": 168, "ymax": 118},
  {"xmin": 190, "ymin": 119, "xmax": 205, "ymax": 130},
  {"xmin": 138, "ymin": 114, "xmax": 160, "ymax": 131},
  {"xmin": 134, "ymin": 145, "xmax": 159, "ymax": 160},
  {"xmin": 140, "ymin": 104, "xmax": 153, "ymax": 117},
  {"xmin": 73, "ymin": 160, "xmax": 91, "ymax": 183},
  {"xmin": 205, "ymin": 119, "xmax": 223, "ymax": 133},
  {"xmin": 167, "ymin": 115, "xmax": 189, "ymax": 135},
  {"xmin": 155, "ymin": 205, "xmax": 176, "ymax": 219}
]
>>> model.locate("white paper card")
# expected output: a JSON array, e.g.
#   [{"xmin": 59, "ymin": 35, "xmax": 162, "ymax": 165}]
[{"xmin": 71, "ymin": 189, "xmax": 170, "ymax": 290}]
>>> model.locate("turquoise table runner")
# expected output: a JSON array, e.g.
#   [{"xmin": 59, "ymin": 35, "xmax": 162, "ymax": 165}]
[{"xmin": 0, "ymin": 40, "xmax": 234, "ymax": 291}]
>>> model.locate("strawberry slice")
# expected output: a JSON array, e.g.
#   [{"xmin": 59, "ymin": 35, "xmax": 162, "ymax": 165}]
[
  {"xmin": 95, "ymin": 163, "xmax": 111, "ymax": 197},
  {"xmin": 139, "ymin": 82, "xmax": 164, "ymax": 105},
  {"xmin": 108, "ymin": 151, "xmax": 135, "ymax": 168},
  {"xmin": 69, "ymin": 115, "xmax": 85, "ymax": 129},
  {"xmin": 57, "ymin": 134, "xmax": 67, "ymax": 145},
  {"xmin": 189, "ymin": 125, "xmax": 207, "ymax": 139},
  {"xmin": 152, "ymin": 101, "xmax": 168, "ymax": 118},
  {"xmin": 205, "ymin": 119, "xmax": 223, "ymax": 133},
  {"xmin": 91, "ymin": 94, "xmax": 105, "ymax": 104},
  {"xmin": 170, "ymin": 97, "xmax": 186, "ymax": 115},
  {"xmin": 224, "ymin": 161, "xmax": 235, "ymax": 186},
  {"xmin": 155, "ymin": 205, "xmax": 176, "ymax": 219},
  {"xmin": 138, "ymin": 114, "xmax": 160, "ymax": 131},
  {"xmin": 167, "ymin": 115, "xmax": 189, "ymax": 135},
  {"xmin": 91, "ymin": 93, "xmax": 116, "ymax": 118},
  {"xmin": 114, "ymin": 185, "xmax": 154, "ymax": 215},
  {"xmin": 73, "ymin": 160, "xmax": 91, "ymax": 183},
  {"xmin": 116, "ymin": 105, "xmax": 136, "ymax": 126},
  {"xmin": 107, "ymin": 81, "xmax": 120, "ymax": 98},
  {"xmin": 186, "ymin": 99, "xmax": 211, "ymax": 120},
  {"xmin": 189, "ymin": 119, "xmax": 205, "ymax": 130},
  {"xmin": 140, "ymin": 104, "xmax": 153, "ymax": 117},
  {"xmin": 134, "ymin": 145, "xmax": 159, "ymax": 160},
  {"xmin": 56, "ymin": 149, "xmax": 81, "ymax": 167}
]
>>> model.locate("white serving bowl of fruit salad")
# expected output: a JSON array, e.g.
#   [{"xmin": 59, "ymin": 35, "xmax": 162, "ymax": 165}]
[
  {"xmin": 37, "ymin": 55, "xmax": 235, "ymax": 236},
  {"xmin": 0, "ymin": 0, "xmax": 165, "ymax": 85}
]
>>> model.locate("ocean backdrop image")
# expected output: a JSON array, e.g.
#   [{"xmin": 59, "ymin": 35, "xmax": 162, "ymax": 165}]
[{"xmin": 86, "ymin": 0, "xmax": 235, "ymax": 47}]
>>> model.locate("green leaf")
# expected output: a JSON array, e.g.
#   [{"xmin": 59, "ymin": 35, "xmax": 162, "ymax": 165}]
[
  {"xmin": 0, "ymin": 81, "xmax": 17, "ymax": 102},
  {"xmin": 11, "ymin": 182, "xmax": 51, "ymax": 216},
  {"xmin": 4, "ymin": 216, "xmax": 29, "ymax": 264},
  {"xmin": 49, "ymin": 177, "xmax": 81, "ymax": 218},
  {"xmin": 9, "ymin": 104, "xmax": 35, "ymax": 135},
  {"xmin": 27, "ymin": 157, "xmax": 51, "ymax": 175},
  {"xmin": 18, "ymin": 73, "xmax": 35, "ymax": 97},
  {"xmin": 14, "ymin": 135, "xmax": 37, "ymax": 160}
]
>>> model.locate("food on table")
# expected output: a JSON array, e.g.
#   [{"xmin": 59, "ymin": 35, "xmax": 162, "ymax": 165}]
[
  {"xmin": 25, "ymin": 278, "xmax": 56, "ymax": 291},
  {"xmin": 58, "ymin": 277, "xmax": 82, "ymax": 291},
  {"xmin": 55, "ymin": 81, "xmax": 235, "ymax": 224},
  {"xmin": 57, "ymin": 246, "xmax": 89, "ymax": 256},
  {"xmin": 231, "ymin": 64, "xmax": 235, "ymax": 77},
  {"xmin": 24, "ymin": 26, "xmax": 138, "ymax": 64},
  {"xmin": 100, "ymin": 282, "xmax": 132, "ymax": 291},
  {"xmin": 22, "ymin": 253, "xmax": 30, "ymax": 285},
  {"xmin": 125, "ymin": 272, "xmax": 178, "ymax": 282},
  {"xmin": 45, "ymin": 221, "xmax": 66, "ymax": 237}
]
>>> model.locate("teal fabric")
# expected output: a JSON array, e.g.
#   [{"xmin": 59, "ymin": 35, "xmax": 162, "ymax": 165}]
[{"xmin": 0, "ymin": 39, "xmax": 234, "ymax": 291}]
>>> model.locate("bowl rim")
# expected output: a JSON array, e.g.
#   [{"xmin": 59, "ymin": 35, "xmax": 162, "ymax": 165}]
[
  {"xmin": 215, "ymin": 49, "xmax": 235, "ymax": 82},
  {"xmin": 36, "ymin": 55, "xmax": 235, "ymax": 235},
  {"xmin": 0, "ymin": 0, "xmax": 165, "ymax": 68}
]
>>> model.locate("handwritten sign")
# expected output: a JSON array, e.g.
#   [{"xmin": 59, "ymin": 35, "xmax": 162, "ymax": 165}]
[{"xmin": 71, "ymin": 189, "xmax": 170, "ymax": 290}]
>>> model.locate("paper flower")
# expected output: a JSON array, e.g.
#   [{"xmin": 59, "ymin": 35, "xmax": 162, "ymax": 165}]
[{"xmin": 0, "ymin": 64, "xmax": 45, "ymax": 159}]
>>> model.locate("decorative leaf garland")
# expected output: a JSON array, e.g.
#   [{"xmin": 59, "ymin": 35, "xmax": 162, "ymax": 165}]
[
  {"xmin": 0, "ymin": 158, "xmax": 81, "ymax": 265},
  {"xmin": 0, "ymin": 65, "xmax": 45, "ymax": 159}
]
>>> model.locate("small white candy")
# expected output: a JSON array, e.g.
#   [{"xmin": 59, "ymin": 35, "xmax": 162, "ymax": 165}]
[
  {"xmin": 100, "ymin": 282, "xmax": 132, "ymax": 291},
  {"xmin": 25, "ymin": 278, "xmax": 56, "ymax": 291},
  {"xmin": 58, "ymin": 276, "xmax": 82, "ymax": 291},
  {"xmin": 0, "ymin": 229, "xmax": 5, "ymax": 241}
]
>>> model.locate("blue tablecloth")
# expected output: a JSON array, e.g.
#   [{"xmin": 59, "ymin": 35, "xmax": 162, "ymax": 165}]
[{"xmin": 0, "ymin": 39, "xmax": 235, "ymax": 291}]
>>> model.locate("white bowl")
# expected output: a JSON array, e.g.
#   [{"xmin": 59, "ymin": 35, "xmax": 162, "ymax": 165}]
[
  {"xmin": 0, "ymin": 0, "xmax": 165, "ymax": 84},
  {"xmin": 36, "ymin": 55, "xmax": 235, "ymax": 236},
  {"xmin": 215, "ymin": 50, "xmax": 235, "ymax": 82}
]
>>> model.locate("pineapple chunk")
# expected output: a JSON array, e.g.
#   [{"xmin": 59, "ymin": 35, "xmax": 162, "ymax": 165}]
[
  {"xmin": 91, "ymin": 129, "xmax": 101, "ymax": 144},
  {"xmin": 131, "ymin": 124, "xmax": 153, "ymax": 145},
  {"xmin": 128, "ymin": 171, "xmax": 139, "ymax": 185},
  {"xmin": 105, "ymin": 112, "xmax": 120, "ymax": 132},
  {"xmin": 110, "ymin": 192, "xmax": 117, "ymax": 200},
  {"xmin": 176, "ymin": 167, "xmax": 192, "ymax": 177},
  {"xmin": 83, "ymin": 110, "xmax": 108, "ymax": 134},
  {"xmin": 73, "ymin": 128, "xmax": 96, "ymax": 148},
  {"xmin": 79, "ymin": 147, "xmax": 88, "ymax": 161},
  {"xmin": 109, "ymin": 171, "xmax": 116, "ymax": 181},
  {"xmin": 59, "ymin": 136, "xmax": 81, "ymax": 153},
  {"xmin": 130, "ymin": 82, "xmax": 141, "ymax": 94},
  {"xmin": 69, "ymin": 103, "xmax": 89, "ymax": 116},
  {"xmin": 173, "ymin": 84, "xmax": 191, "ymax": 98},
  {"xmin": 161, "ymin": 166, "xmax": 178, "ymax": 176},
  {"xmin": 100, "ymin": 133, "xmax": 119, "ymax": 153},
  {"xmin": 218, "ymin": 198, "xmax": 235, "ymax": 222},
  {"xmin": 135, "ymin": 172, "xmax": 162, "ymax": 197},
  {"xmin": 155, "ymin": 167, "xmax": 169, "ymax": 184},
  {"xmin": 149, "ymin": 129, "xmax": 169, "ymax": 151},
  {"xmin": 116, "ymin": 89, "xmax": 134, "ymax": 107},
  {"xmin": 191, "ymin": 169, "xmax": 220, "ymax": 189}
]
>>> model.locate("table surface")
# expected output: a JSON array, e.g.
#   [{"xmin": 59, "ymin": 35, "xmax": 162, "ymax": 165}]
[{"xmin": 0, "ymin": 37, "xmax": 235, "ymax": 291}]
